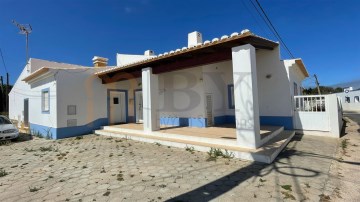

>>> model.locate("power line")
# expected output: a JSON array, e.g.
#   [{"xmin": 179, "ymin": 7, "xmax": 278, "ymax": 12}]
[
  {"xmin": 250, "ymin": 0, "xmax": 295, "ymax": 58},
  {"xmin": 240, "ymin": 0, "xmax": 271, "ymax": 39},
  {"xmin": 0, "ymin": 48, "xmax": 8, "ymax": 74}
]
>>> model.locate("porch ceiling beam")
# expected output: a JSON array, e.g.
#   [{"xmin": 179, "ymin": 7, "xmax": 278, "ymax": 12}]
[
  {"xmin": 100, "ymin": 70, "xmax": 141, "ymax": 84},
  {"xmin": 152, "ymin": 49, "xmax": 232, "ymax": 74}
]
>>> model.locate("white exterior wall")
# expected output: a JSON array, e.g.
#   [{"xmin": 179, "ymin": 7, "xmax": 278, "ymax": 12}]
[
  {"xmin": 56, "ymin": 68, "xmax": 141, "ymax": 128},
  {"xmin": 56, "ymin": 69, "xmax": 106, "ymax": 128},
  {"xmin": 28, "ymin": 73, "xmax": 57, "ymax": 129},
  {"xmin": 256, "ymin": 47, "xmax": 293, "ymax": 117},
  {"xmin": 116, "ymin": 54, "xmax": 155, "ymax": 66},
  {"xmin": 284, "ymin": 60, "xmax": 306, "ymax": 97},
  {"xmin": 202, "ymin": 61, "xmax": 233, "ymax": 118},
  {"xmin": 9, "ymin": 58, "xmax": 87, "ymax": 125},
  {"xmin": 158, "ymin": 67, "xmax": 205, "ymax": 118},
  {"xmin": 9, "ymin": 64, "xmax": 31, "ymax": 124}
]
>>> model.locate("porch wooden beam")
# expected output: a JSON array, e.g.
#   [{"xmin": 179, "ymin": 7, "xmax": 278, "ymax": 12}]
[{"xmin": 153, "ymin": 50, "xmax": 232, "ymax": 74}]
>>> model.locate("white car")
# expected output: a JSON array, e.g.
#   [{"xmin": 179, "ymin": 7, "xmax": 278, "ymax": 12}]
[{"xmin": 0, "ymin": 115, "xmax": 19, "ymax": 141}]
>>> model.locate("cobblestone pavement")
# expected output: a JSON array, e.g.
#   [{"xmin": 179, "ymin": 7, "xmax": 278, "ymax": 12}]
[{"xmin": 0, "ymin": 115, "xmax": 359, "ymax": 202}]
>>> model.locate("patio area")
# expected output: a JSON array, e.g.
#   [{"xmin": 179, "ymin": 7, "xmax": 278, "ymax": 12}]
[
  {"xmin": 108, "ymin": 123, "xmax": 283, "ymax": 141},
  {"xmin": 95, "ymin": 123, "xmax": 293, "ymax": 163}
]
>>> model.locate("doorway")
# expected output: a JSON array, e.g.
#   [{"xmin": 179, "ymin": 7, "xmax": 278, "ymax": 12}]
[
  {"xmin": 109, "ymin": 91, "xmax": 127, "ymax": 124},
  {"xmin": 24, "ymin": 99, "xmax": 29, "ymax": 127},
  {"xmin": 135, "ymin": 90, "xmax": 143, "ymax": 123}
]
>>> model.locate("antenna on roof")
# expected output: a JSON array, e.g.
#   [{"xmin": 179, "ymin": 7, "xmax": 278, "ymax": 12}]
[{"xmin": 12, "ymin": 20, "xmax": 32, "ymax": 67}]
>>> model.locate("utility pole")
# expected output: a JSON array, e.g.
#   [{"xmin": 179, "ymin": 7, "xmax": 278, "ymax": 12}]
[
  {"xmin": 12, "ymin": 20, "xmax": 32, "ymax": 65},
  {"xmin": 6, "ymin": 73, "xmax": 9, "ymax": 112},
  {"xmin": 0, "ymin": 76, "xmax": 4, "ymax": 111},
  {"xmin": 314, "ymin": 74, "xmax": 321, "ymax": 95}
]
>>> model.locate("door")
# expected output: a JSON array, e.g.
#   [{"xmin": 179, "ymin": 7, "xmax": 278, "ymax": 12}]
[
  {"xmin": 24, "ymin": 99, "xmax": 29, "ymax": 127},
  {"xmin": 135, "ymin": 91, "xmax": 143, "ymax": 123},
  {"xmin": 206, "ymin": 94, "xmax": 213, "ymax": 126},
  {"xmin": 109, "ymin": 91, "xmax": 126, "ymax": 124}
]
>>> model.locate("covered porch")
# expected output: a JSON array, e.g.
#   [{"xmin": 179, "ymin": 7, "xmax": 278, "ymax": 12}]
[{"xmin": 95, "ymin": 31, "xmax": 295, "ymax": 162}]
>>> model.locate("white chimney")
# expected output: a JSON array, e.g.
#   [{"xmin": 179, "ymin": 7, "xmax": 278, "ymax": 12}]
[
  {"xmin": 188, "ymin": 31, "xmax": 202, "ymax": 48},
  {"xmin": 144, "ymin": 50, "xmax": 155, "ymax": 56},
  {"xmin": 92, "ymin": 56, "xmax": 108, "ymax": 67}
]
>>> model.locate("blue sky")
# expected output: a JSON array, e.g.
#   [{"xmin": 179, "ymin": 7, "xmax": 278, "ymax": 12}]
[{"xmin": 0, "ymin": 0, "xmax": 359, "ymax": 86}]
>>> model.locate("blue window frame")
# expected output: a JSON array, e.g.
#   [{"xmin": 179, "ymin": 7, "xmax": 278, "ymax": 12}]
[
  {"xmin": 42, "ymin": 88, "xmax": 50, "ymax": 113},
  {"xmin": 228, "ymin": 84, "xmax": 235, "ymax": 109}
]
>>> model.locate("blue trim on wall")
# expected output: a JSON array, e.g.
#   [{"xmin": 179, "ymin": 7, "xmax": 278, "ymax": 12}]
[
  {"xmin": 160, "ymin": 117, "xmax": 207, "ymax": 128},
  {"xmin": 214, "ymin": 115, "xmax": 293, "ymax": 130},
  {"xmin": 107, "ymin": 89, "xmax": 128, "ymax": 124},
  {"xmin": 29, "ymin": 118, "xmax": 109, "ymax": 139},
  {"xmin": 227, "ymin": 84, "xmax": 235, "ymax": 109},
  {"xmin": 41, "ymin": 88, "xmax": 50, "ymax": 114},
  {"xmin": 29, "ymin": 123, "xmax": 57, "ymax": 139},
  {"xmin": 133, "ymin": 89, "xmax": 142, "ymax": 123},
  {"xmin": 214, "ymin": 115, "xmax": 235, "ymax": 125},
  {"xmin": 57, "ymin": 118, "xmax": 108, "ymax": 139},
  {"xmin": 260, "ymin": 116, "xmax": 293, "ymax": 130}
]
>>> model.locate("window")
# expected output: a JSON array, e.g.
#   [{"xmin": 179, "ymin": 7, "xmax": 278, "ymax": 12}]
[
  {"xmin": 294, "ymin": 82, "xmax": 298, "ymax": 96},
  {"xmin": 228, "ymin": 84, "xmax": 235, "ymax": 109},
  {"xmin": 42, "ymin": 89, "xmax": 50, "ymax": 113},
  {"xmin": 113, "ymin": 97, "xmax": 119, "ymax": 104},
  {"xmin": 0, "ymin": 116, "xmax": 12, "ymax": 125},
  {"xmin": 355, "ymin": 96, "xmax": 359, "ymax": 103},
  {"xmin": 67, "ymin": 105, "xmax": 76, "ymax": 115},
  {"xmin": 345, "ymin": 96, "xmax": 350, "ymax": 103}
]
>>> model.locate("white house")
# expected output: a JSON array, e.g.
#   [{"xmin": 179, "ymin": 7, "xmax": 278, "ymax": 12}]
[
  {"xmin": 11, "ymin": 29, "xmax": 320, "ymax": 162},
  {"xmin": 335, "ymin": 89, "xmax": 360, "ymax": 112}
]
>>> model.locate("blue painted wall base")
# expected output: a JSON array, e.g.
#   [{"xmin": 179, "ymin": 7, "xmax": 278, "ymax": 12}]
[
  {"xmin": 160, "ymin": 117, "xmax": 207, "ymax": 128},
  {"xmin": 214, "ymin": 115, "xmax": 293, "ymax": 129},
  {"xmin": 29, "ymin": 118, "xmax": 109, "ymax": 139},
  {"xmin": 260, "ymin": 116, "xmax": 293, "ymax": 130}
]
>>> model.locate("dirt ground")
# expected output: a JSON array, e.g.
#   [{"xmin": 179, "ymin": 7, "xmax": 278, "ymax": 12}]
[{"xmin": 324, "ymin": 112, "xmax": 360, "ymax": 201}]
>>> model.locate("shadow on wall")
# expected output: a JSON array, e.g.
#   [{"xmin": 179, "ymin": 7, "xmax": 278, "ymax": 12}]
[{"xmin": 166, "ymin": 134, "xmax": 358, "ymax": 202}]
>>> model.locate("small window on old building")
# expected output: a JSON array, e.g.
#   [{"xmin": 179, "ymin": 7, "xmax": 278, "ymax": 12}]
[
  {"xmin": 345, "ymin": 96, "xmax": 350, "ymax": 103},
  {"xmin": 355, "ymin": 96, "xmax": 359, "ymax": 103},
  {"xmin": 113, "ymin": 97, "xmax": 119, "ymax": 104},
  {"xmin": 42, "ymin": 89, "xmax": 50, "ymax": 113}
]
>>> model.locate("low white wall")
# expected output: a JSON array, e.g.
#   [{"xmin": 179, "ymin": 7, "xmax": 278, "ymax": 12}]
[{"xmin": 294, "ymin": 95, "xmax": 343, "ymax": 138}]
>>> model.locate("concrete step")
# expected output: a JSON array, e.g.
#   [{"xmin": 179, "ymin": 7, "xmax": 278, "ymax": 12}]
[{"xmin": 94, "ymin": 129, "xmax": 294, "ymax": 164}]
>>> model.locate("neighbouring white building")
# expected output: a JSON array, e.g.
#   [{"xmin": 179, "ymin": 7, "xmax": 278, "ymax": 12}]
[
  {"xmin": 9, "ymin": 29, "xmax": 344, "ymax": 162},
  {"xmin": 335, "ymin": 88, "xmax": 360, "ymax": 112}
]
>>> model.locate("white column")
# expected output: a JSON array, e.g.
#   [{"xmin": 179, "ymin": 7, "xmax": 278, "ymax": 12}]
[
  {"xmin": 232, "ymin": 44, "xmax": 261, "ymax": 149},
  {"xmin": 142, "ymin": 67, "xmax": 160, "ymax": 132}
]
